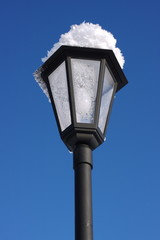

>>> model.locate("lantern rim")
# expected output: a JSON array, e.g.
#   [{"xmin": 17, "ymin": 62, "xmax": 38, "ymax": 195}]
[{"xmin": 40, "ymin": 45, "xmax": 128, "ymax": 92}]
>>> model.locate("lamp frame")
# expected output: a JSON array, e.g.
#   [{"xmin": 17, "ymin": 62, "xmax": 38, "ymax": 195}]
[{"xmin": 40, "ymin": 46, "xmax": 128, "ymax": 151}]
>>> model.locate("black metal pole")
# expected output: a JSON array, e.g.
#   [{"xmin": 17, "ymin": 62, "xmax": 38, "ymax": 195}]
[{"xmin": 73, "ymin": 144, "xmax": 93, "ymax": 240}]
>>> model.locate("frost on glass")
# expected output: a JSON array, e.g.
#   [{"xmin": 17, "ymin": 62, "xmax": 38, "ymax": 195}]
[
  {"xmin": 71, "ymin": 59, "xmax": 100, "ymax": 123},
  {"xmin": 98, "ymin": 65, "xmax": 115, "ymax": 133},
  {"xmin": 48, "ymin": 62, "xmax": 71, "ymax": 131}
]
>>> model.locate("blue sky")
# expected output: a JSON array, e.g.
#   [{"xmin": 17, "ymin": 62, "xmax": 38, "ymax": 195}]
[{"xmin": 0, "ymin": 0, "xmax": 160, "ymax": 239}]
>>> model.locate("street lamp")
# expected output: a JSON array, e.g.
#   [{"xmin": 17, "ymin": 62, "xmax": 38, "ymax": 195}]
[{"xmin": 35, "ymin": 45, "xmax": 128, "ymax": 240}]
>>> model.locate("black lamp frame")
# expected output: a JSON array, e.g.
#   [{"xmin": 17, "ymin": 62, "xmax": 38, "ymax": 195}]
[{"xmin": 40, "ymin": 45, "xmax": 128, "ymax": 151}]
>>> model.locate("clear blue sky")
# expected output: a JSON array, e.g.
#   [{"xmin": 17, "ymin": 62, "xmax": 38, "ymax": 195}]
[{"xmin": 0, "ymin": 0, "xmax": 160, "ymax": 239}]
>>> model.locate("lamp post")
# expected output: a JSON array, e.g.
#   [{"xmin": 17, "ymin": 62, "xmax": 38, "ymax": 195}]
[{"xmin": 35, "ymin": 45, "xmax": 128, "ymax": 240}]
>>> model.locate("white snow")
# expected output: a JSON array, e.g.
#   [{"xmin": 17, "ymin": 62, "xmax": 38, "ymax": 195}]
[
  {"xmin": 34, "ymin": 22, "xmax": 125, "ymax": 99},
  {"xmin": 42, "ymin": 22, "xmax": 125, "ymax": 68},
  {"xmin": 34, "ymin": 68, "xmax": 50, "ymax": 99}
]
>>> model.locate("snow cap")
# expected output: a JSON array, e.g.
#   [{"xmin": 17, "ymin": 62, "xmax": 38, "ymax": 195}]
[{"xmin": 34, "ymin": 22, "xmax": 125, "ymax": 99}]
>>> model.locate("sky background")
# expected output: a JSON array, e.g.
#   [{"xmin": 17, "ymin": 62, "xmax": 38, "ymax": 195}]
[{"xmin": 0, "ymin": 0, "xmax": 160, "ymax": 240}]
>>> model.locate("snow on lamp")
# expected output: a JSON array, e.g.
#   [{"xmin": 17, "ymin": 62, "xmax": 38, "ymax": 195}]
[{"xmin": 34, "ymin": 24, "xmax": 128, "ymax": 240}]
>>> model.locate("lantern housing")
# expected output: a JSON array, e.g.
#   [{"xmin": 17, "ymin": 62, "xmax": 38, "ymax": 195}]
[{"xmin": 38, "ymin": 46, "xmax": 128, "ymax": 151}]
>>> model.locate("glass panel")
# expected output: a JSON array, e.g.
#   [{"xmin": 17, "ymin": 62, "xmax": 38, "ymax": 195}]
[
  {"xmin": 48, "ymin": 62, "xmax": 71, "ymax": 131},
  {"xmin": 98, "ymin": 65, "xmax": 115, "ymax": 133},
  {"xmin": 71, "ymin": 59, "xmax": 100, "ymax": 123}
]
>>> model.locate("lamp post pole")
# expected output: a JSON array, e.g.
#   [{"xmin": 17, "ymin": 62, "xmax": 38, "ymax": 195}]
[{"xmin": 74, "ymin": 144, "xmax": 93, "ymax": 240}]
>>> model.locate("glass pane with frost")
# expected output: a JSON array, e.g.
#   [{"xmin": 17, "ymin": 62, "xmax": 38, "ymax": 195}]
[
  {"xmin": 98, "ymin": 65, "xmax": 115, "ymax": 133},
  {"xmin": 71, "ymin": 59, "xmax": 100, "ymax": 123},
  {"xmin": 48, "ymin": 62, "xmax": 71, "ymax": 131}
]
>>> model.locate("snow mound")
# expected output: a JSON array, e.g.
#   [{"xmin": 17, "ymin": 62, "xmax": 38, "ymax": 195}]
[
  {"xmin": 42, "ymin": 22, "xmax": 125, "ymax": 68},
  {"xmin": 34, "ymin": 22, "xmax": 125, "ymax": 100}
]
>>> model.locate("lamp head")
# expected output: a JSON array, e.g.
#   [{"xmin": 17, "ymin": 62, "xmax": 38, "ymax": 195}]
[{"xmin": 37, "ymin": 46, "xmax": 128, "ymax": 151}]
